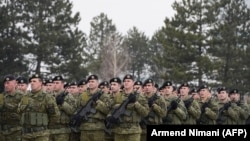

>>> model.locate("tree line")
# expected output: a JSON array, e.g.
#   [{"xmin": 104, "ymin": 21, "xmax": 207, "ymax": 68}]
[{"xmin": 0, "ymin": 0, "xmax": 250, "ymax": 93}]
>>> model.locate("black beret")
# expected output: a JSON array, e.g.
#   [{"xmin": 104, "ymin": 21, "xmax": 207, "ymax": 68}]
[
  {"xmin": 3, "ymin": 74, "xmax": 15, "ymax": 83},
  {"xmin": 87, "ymin": 74, "xmax": 98, "ymax": 82},
  {"xmin": 99, "ymin": 81, "xmax": 109, "ymax": 88},
  {"xmin": 154, "ymin": 83, "xmax": 159, "ymax": 88},
  {"xmin": 69, "ymin": 81, "xmax": 78, "ymax": 86},
  {"xmin": 77, "ymin": 79, "xmax": 87, "ymax": 86},
  {"xmin": 110, "ymin": 77, "xmax": 122, "ymax": 84},
  {"xmin": 198, "ymin": 84, "xmax": 209, "ymax": 92},
  {"xmin": 29, "ymin": 74, "xmax": 42, "ymax": 82},
  {"xmin": 162, "ymin": 81, "xmax": 172, "ymax": 87},
  {"xmin": 217, "ymin": 86, "xmax": 227, "ymax": 93},
  {"xmin": 189, "ymin": 88, "xmax": 198, "ymax": 94},
  {"xmin": 16, "ymin": 76, "xmax": 28, "ymax": 84},
  {"xmin": 64, "ymin": 82, "xmax": 69, "ymax": 88},
  {"xmin": 229, "ymin": 89, "xmax": 239, "ymax": 94},
  {"xmin": 123, "ymin": 74, "xmax": 134, "ymax": 81},
  {"xmin": 46, "ymin": 78, "xmax": 53, "ymax": 84},
  {"xmin": 134, "ymin": 80, "xmax": 142, "ymax": 86},
  {"xmin": 143, "ymin": 78, "xmax": 154, "ymax": 86},
  {"xmin": 52, "ymin": 75, "xmax": 64, "ymax": 81},
  {"xmin": 179, "ymin": 82, "xmax": 189, "ymax": 88}
]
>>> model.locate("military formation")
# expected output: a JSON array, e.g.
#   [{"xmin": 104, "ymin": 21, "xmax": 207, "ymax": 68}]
[{"xmin": 0, "ymin": 73, "xmax": 250, "ymax": 141}]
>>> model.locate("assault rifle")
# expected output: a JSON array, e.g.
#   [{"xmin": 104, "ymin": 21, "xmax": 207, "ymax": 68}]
[
  {"xmin": 162, "ymin": 95, "xmax": 181, "ymax": 123},
  {"xmin": 105, "ymin": 90, "xmax": 139, "ymax": 134},
  {"xmin": 216, "ymin": 102, "xmax": 231, "ymax": 124},
  {"xmin": 196, "ymin": 96, "xmax": 214, "ymax": 124},
  {"xmin": 70, "ymin": 90, "xmax": 103, "ymax": 133},
  {"xmin": 140, "ymin": 93, "xmax": 159, "ymax": 125},
  {"xmin": 56, "ymin": 86, "xmax": 70, "ymax": 105},
  {"xmin": 184, "ymin": 95, "xmax": 194, "ymax": 108}
]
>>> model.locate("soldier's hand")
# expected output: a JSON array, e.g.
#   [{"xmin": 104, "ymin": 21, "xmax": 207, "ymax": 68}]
[
  {"xmin": 184, "ymin": 100, "xmax": 192, "ymax": 108},
  {"xmin": 170, "ymin": 100, "xmax": 178, "ymax": 110},
  {"xmin": 128, "ymin": 95, "xmax": 136, "ymax": 103},
  {"xmin": 106, "ymin": 116, "xmax": 118, "ymax": 124},
  {"xmin": 224, "ymin": 102, "xmax": 231, "ymax": 110},
  {"xmin": 148, "ymin": 100, "xmax": 154, "ymax": 107},
  {"xmin": 56, "ymin": 95, "xmax": 64, "ymax": 105}
]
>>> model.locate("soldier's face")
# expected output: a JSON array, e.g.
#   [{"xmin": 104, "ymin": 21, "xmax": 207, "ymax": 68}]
[
  {"xmin": 30, "ymin": 78, "xmax": 42, "ymax": 92},
  {"xmin": 179, "ymin": 86, "xmax": 189, "ymax": 96},
  {"xmin": 144, "ymin": 83, "xmax": 154, "ymax": 94},
  {"xmin": 17, "ymin": 83, "xmax": 28, "ymax": 92},
  {"xmin": 88, "ymin": 80, "xmax": 98, "ymax": 89},
  {"xmin": 217, "ymin": 90, "xmax": 228, "ymax": 100},
  {"xmin": 4, "ymin": 80, "xmax": 17, "ymax": 93},
  {"xmin": 123, "ymin": 79, "xmax": 134, "ymax": 89},
  {"xmin": 78, "ymin": 85, "xmax": 87, "ymax": 93},
  {"xmin": 110, "ymin": 82, "xmax": 120, "ymax": 93},
  {"xmin": 53, "ymin": 81, "xmax": 64, "ymax": 91}
]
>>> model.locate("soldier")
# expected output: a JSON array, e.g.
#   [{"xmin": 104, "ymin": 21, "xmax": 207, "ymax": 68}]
[
  {"xmin": 161, "ymin": 81, "xmax": 187, "ymax": 125},
  {"xmin": 106, "ymin": 74, "xmax": 149, "ymax": 141},
  {"xmin": 76, "ymin": 74, "xmax": 111, "ymax": 141},
  {"xmin": 49, "ymin": 75, "xmax": 77, "ymax": 141},
  {"xmin": 105, "ymin": 77, "xmax": 123, "ymax": 141},
  {"xmin": 68, "ymin": 81, "xmax": 79, "ymax": 99},
  {"xmin": 196, "ymin": 85, "xmax": 219, "ymax": 125},
  {"xmin": 140, "ymin": 78, "xmax": 166, "ymax": 141},
  {"xmin": 17, "ymin": 74, "xmax": 60, "ymax": 141},
  {"xmin": 179, "ymin": 82, "xmax": 201, "ymax": 125},
  {"xmin": 0, "ymin": 74, "xmax": 23, "ymax": 141},
  {"xmin": 228, "ymin": 88, "xmax": 249, "ymax": 125},
  {"xmin": 99, "ymin": 81, "xmax": 110, "ymax": 94},
  {"xmin": 45, "ymin": 78, "xmax": 54, "ymax": 94},
  {"xmin": 133, "ymin": 80, "xmax": 143, "ymax": 94},
  {"xmin": 246, "ymin": 93, "xmax": 250, "ymax": 125},
  {"xmin": 16, "ymin": 76, "xmax": 29, "ymax": 94},
  {"xmin": 189, "ymin": 87, "xmax": 200, "ymax": 100},
  {"xmin": 216, "ymin": 87, "xmax": 239, "ymax": 125},
  {"xmin": 77, "ymin": 79, "xmax": 87, "ymax": 94}
]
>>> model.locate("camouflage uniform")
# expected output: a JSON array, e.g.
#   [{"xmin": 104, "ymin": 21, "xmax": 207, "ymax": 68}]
[
  {"xmin": 49, "ymin": 90, "xmax": 77, "ymax": 141},
  {"xmin": 109, "ymin": 91, "xmax": 149, "ymax": 141},
  {"xmin": 18, "ymin": 89, "xmax": 60, "ymax": 141},
  {"xmin": 216, "ymin": 100, "xmax": 239, "ymax": 125},
  {"xmin": 162, "ymin": 95, "xmax": 187, "ymax": 125},
  {"xmin": 197, "ymin": 97, "xmax": 219, "ymax": 125},
  {"xmin": 78, "ymin": 89, "xmax": 111, "ymax": 141},
  {"xmin": 182, "ymin": 96, "xmax": 201, "ymax": 124},
  {"xmin": 0, "ymin": 90, "xmax": 23, "ymax": 141},
  {"xmin": 140, "ymin": 93, "xmax": 166, "ymax": 141}
]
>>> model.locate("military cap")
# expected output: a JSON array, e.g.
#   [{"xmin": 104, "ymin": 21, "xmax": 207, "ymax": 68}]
[
  {"xmin": 3, "ymin": 74, "xmax": 15, "ymax": 83},
  {"xmin": 217, "ymin": 86, "xmax": 227, "ymax": 93},
  {"xmin": 134, "ymin": 80, "xmax": 142, "ymax": 86},
  {"xmin": 198, "ymin": 84, "xmax": 209, "ymax": 92},
  {"xmin": 52, "ymin": 75, "xmax": 64, "ymax": 81},
  {"xmin": 109, "ymin": 77, "xmax": 122, "ymax": 84},
  {"xmin": 143, "ymin": 78, "xmax": 154, "ymax": 86},
  {"xmin": 29, "ymin": 74, "xmax": 42, "ymax": 82},
  {"xmin": 64, "ymin": 82, "xmax": 69, "ymax": 88},
  {"xmin": 77, "ymin": 79, "xmax": 87, "ymax": 86},
  {"xmin": 69, "ymin": 81, "xmax": 78, "ymax": 86},
  {"xmin": 87, "ymin": 74, "xmax": 98, "ymax": 82},
  {"xmin": 46, "ymin": 78, "xmax": 53, "ymax": 84},
  {"xmin": 99, "ymin": 81, "xmax": 109, "ymax": 88},
  {"xmin": 229, "ymin": 89, "xmax": 239, "ymax": 95},
  {"xmin": 190, "ymin": 88, "xmax": 198, "ymax": 94},
  {"xmin": 179, "ymin": 82, "xmax": 190, "ymax": 89},
  {"xmin": 123, "ymin": 74, "xmax": 134, "ymax": 81},
  {"xmin": 162, "ymin": 80, "xmax": 172, "ymax": 87},
  {"xmin": 42, "ymin": 78, "xmax": 47, "ymax": 85},
  {"xmin": 16, "ymin": 76, "xmax": 28, "ymax": 84}
]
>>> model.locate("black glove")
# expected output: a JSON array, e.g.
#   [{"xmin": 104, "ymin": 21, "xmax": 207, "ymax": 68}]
[
  {"xmin": 56, "ymin": 94, "xmax": 65, "ymax": 105},
  {"xmin": 128, "ymin": 94, "xmax": 137, "ymax": 103},
  {"xmin": 170, "ymin": 100, "xmax": 178, "ymax": 110},
  {"xmin": 224, "ymin": 102, "xmax": 231, "ymax": 110},
  {"xmin": 148, "ymin": 99, "xmax": 154, "ymax": 107},
  {"xmin": 184, "ymin": 100, "xmax": 192, "ymax": 108},
  {"xmin": 201, "ymin": 102, "xmax": 208, "ymax": 113},
  {"xmin": 106, "ymin": 116, "xmax": 118, "ymax": 124}
]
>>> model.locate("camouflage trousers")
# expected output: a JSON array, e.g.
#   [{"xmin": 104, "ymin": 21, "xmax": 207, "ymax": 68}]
[
  {"xmin": 114, "ymin": 133, "xmax": 140, "ymax": 141},
  {"xmin": 69, "ymin": 132, "xmax": 80, "ymax": 141},
  {"xmin": 50, "ymin": 133, "xmax": 69, "ymax": 141},
  {"xmin": 80, "ymin": 130, "xmax": 105, "ymax": 141},
  {"xmin": 1, "ymin": 130, "xmax": 22, "ymax": 141}
]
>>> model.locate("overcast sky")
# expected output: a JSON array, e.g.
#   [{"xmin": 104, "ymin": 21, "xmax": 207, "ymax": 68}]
[{"xmin": 70, "ymin": 0, "xmax": 177, "ymax": 37}]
